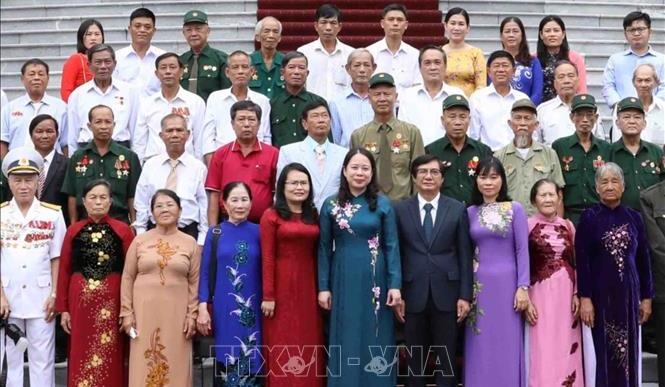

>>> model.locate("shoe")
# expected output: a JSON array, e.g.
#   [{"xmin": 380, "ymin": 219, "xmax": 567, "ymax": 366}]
[{"xmin": 55, "ymin": 352, "xmax": 67, "ymax": 364}]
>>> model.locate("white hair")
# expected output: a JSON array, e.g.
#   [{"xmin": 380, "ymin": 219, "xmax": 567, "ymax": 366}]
[{"xmin": 255, "ymin": 16, "xmax": 282, "ymax": 36}]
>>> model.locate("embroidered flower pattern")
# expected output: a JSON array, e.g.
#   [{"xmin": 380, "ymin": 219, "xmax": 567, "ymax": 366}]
[
  {"xmin": 144, "ymin": 328, "xmax": 170, "ymax": 387},
  {"xmin": 330, "ymin": 200, "xmax": 361, "ymax": 234},
  {"xmin": 368, "ymin": 234, "xmax": 381, "ymax": 336},
  {"xmin": 152, "ymin": 239, "xmax": 178, "ymax": 285},
  {"xmin": 478, "ymin": 202, "xmax": 513, "ymax": 237},
  {"xmin": 467, "ymin": 246, "xmax": 484, "ymax": 335},
  {"xmin": 606, "ymin": 321, "xmax": 630, "ymax": 377},
  {"xmin": 601, "ymin": 223, "xmax": 630, "ymax": 281},
  {"xmin": 220, "ymin": 333, "xmax": 260, "ymax": 386}
]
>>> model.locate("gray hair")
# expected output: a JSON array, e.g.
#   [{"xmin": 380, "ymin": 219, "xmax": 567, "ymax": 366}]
[
  {"xmin": 632, "ymin": 63, "xmax": 661, "ymax": 86},
  {"xmin": 595, "ymin": 162, "xmax": 624, "ymax": 186},
  {"xmin": 255, "ymin": 16, "xmax": 282, "ymax": 36},
  {"xmin": 346, "ymin": 48, "xmax": 375, "ymax": 66}
]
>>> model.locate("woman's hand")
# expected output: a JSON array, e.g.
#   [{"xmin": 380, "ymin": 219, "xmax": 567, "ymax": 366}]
[
  {"xmin": 639, "ymin": 299, "xmax": 652, "ymax": 325},
  {"xmin": 525, "ymin": 303, "xmax": 538, "ymax": 326},
  {"xmin": 318, "ymin": 291, "xmax": 332, "ymax": 311},
  {"xmin": 580, "ymin": 297, "xmax": 594, "ymax": 328},
  {"xmin": 513, "ymin": 287, "xmax": 529, "ymax": 312},
  {"xmin": 183, "ymin": 317, "xmax": 196, "ymax": 340},
  {"xmin": 196, "ymin": 304, "xmax": 212, "ymax": 336},
  {"xmin": 571, "ymin": 294, "xmax": 580, "ymax": 318},
  {"xmin": 60, "ymin": 312, "xmax": 72, "ymax": 334},
  {"xmin": 121, "ymin": 315, "xmax": 135, "ymax": 335},
  {"xmin": 261, "ymin": 301, "xmax": 275, "ymax": 318}
]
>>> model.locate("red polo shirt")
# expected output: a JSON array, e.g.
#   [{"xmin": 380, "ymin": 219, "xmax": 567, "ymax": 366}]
[{"xmin": 205, "ymin": 140, "xmax": 279, "ymax": 223}]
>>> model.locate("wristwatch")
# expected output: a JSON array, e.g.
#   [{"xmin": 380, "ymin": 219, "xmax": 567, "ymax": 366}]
[{"xmin": 519, "ymin": 286, "xmax": 529, "ymax": 291}]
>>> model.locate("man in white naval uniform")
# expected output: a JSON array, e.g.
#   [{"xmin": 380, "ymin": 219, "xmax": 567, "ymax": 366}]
[{"xmin": 0, "ymin": 146, "xmax": 66, "ymax": 387}]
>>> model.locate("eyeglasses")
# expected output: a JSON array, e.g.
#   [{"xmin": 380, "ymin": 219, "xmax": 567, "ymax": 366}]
[
  {"xmin": 285, "ymin": 180, "xmax": 309, "ymax": 187},
  {"xmin": 416, "ymin": 169, "xmax": 442, "ymax": 177},
  {"xmin": 626, "ymin": 27, "xmax": 649, "ymax": 35}
]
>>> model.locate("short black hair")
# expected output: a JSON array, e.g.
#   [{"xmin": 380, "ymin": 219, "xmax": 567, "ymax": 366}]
[
  {"xmin": 29, "ymin": 114, "xmax": 59, "ymax": 137},
  {"xmin": 228, "ymin": 50, "xmax": 251, "ymax": 62},
  {"xmin": 444, "ymin": 7, "xmax": 469, "ymax": 24},
  {"xmin": 410, "ymin": 154, "xmax": 443, "ymax": 178},
  {"xmin": 82, "ymin": 179, "xmax": 111, "ymax": 198},
  {"xmin": 155, "ymin": 52, "xmax": 183, "ymax": 69},
  {"xmin": 470, "ymin": 157, "xmax": 512, "ymax": 205},
  {"xmin": 150, "ymin": 189, "xmax": 181, "ymax": 212},
  {"xmin": 282, "ymin": 51, "xmax": 308, "ymax": 67},
  {"xmin": 315, "ymin": 4, "xmax": 341, "ymax": 21},
  {"xmin": 300, "ymin": 100, "xmax": 330, "ymax": 121},
  {"xmin": 88, "ymin": 104, "xmax": 114, "ymax": 122},
  {"xmin": 76, "ymin": 19, "xmax": 105, "ymax": 54},
  {"xmin": 21, "ymin": 58, "xmax": 49, "ymax": 76},
  {"xmin": 418, "ymin": 44, "xmax": 447, "ymax": 66},
  {"xmin": 623, "ymin": 11, "xmax": 651, "ymax": 29},
  {"xmin": 130, "ymin": 7, "xmax": 156, "ymax": 24},
  {"xmin": 274, "ymin": 163, "xmax": 318, "ymax": 224},
  {"xmin": 487, "ymin": 50, "xmax": 515, "ymax": 67},
  {"xmin": 87, "ymin": 43, "xmax": 116, "ymax": 63},
  {"xmin": 230, "ymin": 100, "xmax": 262, "ymax": 122},
  {"xmin": 222, "ymin": 181, "xmax": 252, "ymax": 201},
  {"xmin": 382, "ymin": 3, "xmax": 408, "ymax": 19}
]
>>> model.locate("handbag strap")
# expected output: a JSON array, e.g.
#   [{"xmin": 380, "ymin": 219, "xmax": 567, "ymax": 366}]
[{"xmin": 208, "ymin": 226, "xmax": 222, "ymax": 302}]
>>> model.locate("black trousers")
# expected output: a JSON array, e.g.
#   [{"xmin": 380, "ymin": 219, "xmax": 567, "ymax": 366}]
[{"xmin": 404, "ymin": 292, "xmax": 458, "ymax": 387}]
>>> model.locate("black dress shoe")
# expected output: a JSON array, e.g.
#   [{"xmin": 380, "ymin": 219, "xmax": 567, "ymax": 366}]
[{"xmin": 55, "ymin": 352, "xmax": 67, "ymax": 364}]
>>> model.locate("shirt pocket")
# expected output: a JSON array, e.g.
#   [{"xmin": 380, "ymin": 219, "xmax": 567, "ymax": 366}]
[
  {"xmin": 333, "ymin": 63, "xmax": 348, "ymax": 86},
  {"xmin": 532, "ymin": 161, "xmax": 553, "ymax": 179},
  {"xmin": 37, "ymin": 275, "xmax": 52, "ymax": 288},
  {"xmin": 270, "ymin": 114, "xmax": 287, "ymax": 130},
  {"xmin": 252, "ymin": 163, "xmax": 272, "ymax": 183}
]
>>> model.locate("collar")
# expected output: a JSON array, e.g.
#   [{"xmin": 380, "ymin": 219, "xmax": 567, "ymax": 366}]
[
  {"xmin": 303, "ymin": 135, "xmax": 329, "ymax": 151},
  {"xmin": 85, "ymin": 79, "xmax": 120, "ymax": 94},
  {"xmin": 342, "ymin": 86, "xmax": 369, "ymax": 100},
  {"xmin": 505, "ymin": 141, "xmax": 545, "ymax": 154},
  {"xmin": 417, "ymin": 193, "xmax": 440, "ymax": 210},
  {"xmin": 230, "ymin": 139, "xmax": 262, "ymax": 153},
  {"xmin": 440, "ymin": 135, "xmax": 474, "ymax": 150},
  {"xmin": 486, "ymin": 83, "xmax": 518, "ymax": 98},
  {"xmin": 532, "ymin": 211, "xmax": 562, "ymax": 224},
  {"xmin": 19, "ymin": 93, "xmax": 52, "ymax": 106},
  {"xmin": 8, "ymin": 196, "xmax": 41, "ymax": 218},
  {"xmin": 312, "ymin": 38, "xmax": 345, "ymax": 55},
  {"xmin": 43, "ymin": 149, "xmax": 55, "ymax": 165},
  {"xmin": 568, "ymin": 133, "xmax": 602, "ymax": 149},
  {"xmin": 371, "ymin": 117, "xmax": 399, "ymax": 131},
  {"xmin": 156, "ymin": 86, "xmax": 188, "ymax": 103},
  {"xmin": 623, "ymin": 45, "xmax": 659, "ymax": 57},
  {"xmin": 616, "ymin": 138, "xmax": 648, "ymax": 154},
  {"xmin": 157, "ymin": 152, "xmax": 191, "ymax": 167},
  {"xmin": 83, "ymin": 140, "xmax": 124, "ymax": 155},
  {"xmin": 119, "ymin": 44, "xmax": 161, "ymax": 59},
  {"xmin": 250, "ymin": 50, "xmax": 284, "ymax": 66},
  {"xmin": 376, "ymin": 38, "xmax": 407, "ymax": 54}
]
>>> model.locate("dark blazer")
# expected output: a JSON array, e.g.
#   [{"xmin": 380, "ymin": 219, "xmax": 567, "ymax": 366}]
[
  {"xmin": 640, "ymin": 181, "xmax": 665, "ymax": 304},
  {"xmin": 395, "ymin": 194, "xmax": 473, "ymax": 313},
  {"xmin": 41, "ymin": 152, "xmax": 68, "ymax": 209}
]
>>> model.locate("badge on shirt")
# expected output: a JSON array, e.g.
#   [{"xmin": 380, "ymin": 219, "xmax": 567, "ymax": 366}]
[
  {"xmin": 364, "ymin": 142, "xmax": 378, "ymax": 153},
  {"xmin": 75, "ymin": 155, "xmax": 92, "ymax": 175},
  {"xmin": 562, "ymin": 156, "xmax": 573, "ymax": 171},
  {"xmin": 114, "ymin": 155, "xmax": 130, "ymax": 178},
  {"xmin": 467, "ymin": 156, "xmax": 479, "ymax": 176},
  {"xmin": 592, "ymin": 155, "xmax": 605, "ymax": 169},
  {"xmin": 11, "ymin": 111, "xmax": 23, "ymax": 117}
]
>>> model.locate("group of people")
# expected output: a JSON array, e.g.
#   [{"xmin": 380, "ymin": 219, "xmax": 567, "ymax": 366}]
[{"xmin": 0, "ymin": 2, "xmax": 664, "ymax": 387}]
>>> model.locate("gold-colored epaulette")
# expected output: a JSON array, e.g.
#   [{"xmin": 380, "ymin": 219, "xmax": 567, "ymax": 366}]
[{"xmin": 40, "ymin": 202, "xmax": 61, "ymax": 211}]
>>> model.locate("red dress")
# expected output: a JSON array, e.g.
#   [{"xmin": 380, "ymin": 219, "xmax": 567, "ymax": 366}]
[
  {"xmin": 55, "ymin": 216, "xmax": 134, "ymax": 387},
  {"xmin": 260, "ymin": 209, "xmax": 324, "ymax": 387}
]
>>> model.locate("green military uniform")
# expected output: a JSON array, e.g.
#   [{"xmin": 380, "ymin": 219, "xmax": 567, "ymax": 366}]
[
  {"xmin": 61, "ymin": 141, "xmax": 141, "ymax": 222},
  {"xmin": 610, "ymin": 138, "xmax": 664, "ymax": 209},
  {"xmin": 351, "ymin": 117, "xmax": 425, "ymax": 201},
  {"xmin": 269, "ymin": 88, "xmax": 326, "ymax": 148},
  {"xmin": 552, "ymin": 133, "xmax": 612, "ymax": 224},
  {"xmin": 495, "ymin": 142, "xmax": 566, "ymax": 215},
  {"xmin": 180, "ymin": 44, "xmax": 231, "ymax": 102},
  {"xmin": 249, "ymin": 50, "xmax": 284, "ymax": 99},
  {"xmin": 426, "ymin": 136, "xmax": 492, "ymax": 204}
]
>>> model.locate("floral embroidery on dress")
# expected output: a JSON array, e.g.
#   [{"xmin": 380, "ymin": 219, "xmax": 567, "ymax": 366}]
[
  {"xmin": 606, "ymin": 321, "xmax": 630, "ymax": 377},
  {"xmin": 221, "ymin": 333, "xmax": 260, "ymax": 386},
  {"xmin": 329, "ymin": 199, "xmax": 361, "ymax": 234},
  {"xmin": 144, "ymin": 328, "xmax": 170, "ymax": 387},
  {"xmin": 77, "ymin": 223, "xmax": 122, "ymax": 280},
  {"xmin": 151, "ymin": 239, "xmax": 178, "ymax": 285},
  {"xmin": 478, "ymin": 202, "xmax": 513, "ymax": 237},
  {"xmin": 368, "ymin": 234, "xmax": 381, "ymax": 337},
  {"xmin": 562, "ymin": 370, "xmax": 577, "ymax": 387},
  {"xmin": 467, "ymin": 246, "xmax": 484, "ymax": 335},
  {"xmin": 601, "ymin": 223, "xmax": 630, "ymax": 281}
]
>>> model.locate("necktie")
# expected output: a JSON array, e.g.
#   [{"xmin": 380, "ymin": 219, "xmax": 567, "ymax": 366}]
[
  {"xmin": 315, "ymin": 144, "xmax": 326, "ymax": 173},
  {"xmin": 188, "ymin": 54, "xmax": 199, "ymax": 94},
  {"xmin": 165, "ymin": 159, "xmax": 179, "ymax": 190},
  {"xmin": 37, "ymin": 159, "xmax": 46, "ymax": 199},
  {"xmin": 423, "ymin": 203, "xmax": 434, "ymax": 243},
  {"xmin": 378, "ymin": 125, "xmax": 393, "ymax": 192}
]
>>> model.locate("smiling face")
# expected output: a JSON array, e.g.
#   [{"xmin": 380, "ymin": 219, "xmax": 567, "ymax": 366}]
[
  {"xmin": 21, "ymin": 63, "xmax": 49, "ymax": 97},
  {"xmin": 284, "ymin": 170, "xmax": 311, "ymax": 205},
  {"xmin": 31, "ymin": 118, "xmax": 58, "ymax": 154},
  {"xmin": 83, "ymin": 184, "xmax": 112, "ymax": 220},
  {"xmin": 256, "ymin": 18, "xmax": 281, "ymax": 50},
  {"xmin": 445, "ymin": 14, "xmax": 469, "ymax": 43},
  {"xmin": 540, "ymin": 21, "xmax": 565, "ymax": 50},
  {"xmin": 533, "ymin": 181, "xmax": 560, "ymax": 218},
  {"xmin": 487, "ymin": 57, "xmax": 515, "ymax": 86},
  {"xmin": 419, "ymin": 48, "xmax": 445, "ymax": 84},
  {"xmin": 129, "ymin": 16, "xmax": 155, "ymax": 46},
  {"xmin": 223, "ymin": 185, "xmax": 252, "ymax": 223},
  {"xmin": 343, "ymin": 152, "xmax": 373, "ymax": 193},
  {"xmin": 151, "ymin": 193, "xmax": 181, "ymax": 227}
]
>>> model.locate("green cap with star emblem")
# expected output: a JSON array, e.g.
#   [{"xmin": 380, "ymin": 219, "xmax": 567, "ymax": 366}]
[
  {"xmin": 570, "ymin": 94, "xmax": 597, "ymax": 112},
  {"xmin": 616, "ymin": 97, "xmax": 644, "ymax": 114},
  {"xmin": 442, "ymin": 94, "xmax": 470, "ymax": 111},
  {"xmin": 369, "ymin": 72, "xmax": 395, "ymax": 88},
  {"xmin": 183, "ymin": 10, "xmax": 208, "ymax": 25},
  {"xmin": 2, "ymin": 147, "xmax": 43, "ymax": 178}
]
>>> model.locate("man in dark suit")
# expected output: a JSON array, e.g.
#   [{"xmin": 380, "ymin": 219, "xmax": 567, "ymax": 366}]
[{"xmin": 394, "ymin": 154, "xmax": 473, "ymax": 387}]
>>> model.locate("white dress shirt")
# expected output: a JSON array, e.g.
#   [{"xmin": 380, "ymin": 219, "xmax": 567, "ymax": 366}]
[
  {"xmin": 202, "ymin": 88, "xmax": 271, "ymax": 155},
  {"xmin": 298, "ymin": 38, "xmax": 354, "ymax": 101},
  {"xmin": 610, "ymin": 97, "xmax": 665, "ymax": 146},
  {"xmin": 133, "ymin": 152, "xmax": 209, "ymax": 245},
  {"xmin": 113, "ymin": 44, "xmax": 166, "ymax": 98},
  {"xmin": 537, "ymin": 96, "xmax": 606, "ymax": 145},
  {"xmin": 329, "ymin": 88, "xmax": 374, "ymax": 147},
  {"xmin": 417, "ymin": 192, "xmax": 440, "ymax": 225},
  {"xmin": 134, "ymin": 87, "xmax": 206, "ymax": 162},
  {"xmin": 67, "ymin": 78, "xmax": 139, "ymax": 152},
  {"xmin": 367, "ymin": 38, "xmax": 422, "ymax": 96},
  {"xmin": 469, "ymin": 84, "xmax": 530, "ymax": 151},
  {"xmin": 1, "ymin": 93, "xmax": 68, "ymax": 152},
  {"xmin": 398, "ymin": 82, "xmax": 466, "ymax": 146},
  {"xmin": 0, "ymin": 89, "xmax": 8, "ymax": 109}
]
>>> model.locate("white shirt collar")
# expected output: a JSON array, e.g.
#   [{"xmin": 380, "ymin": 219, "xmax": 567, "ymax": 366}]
[
  {"xmin": 417, "ymin": 192, "xmax": 440, "ymax": 210},
  {"xmin": 312, "ymin": 38, "xmax": 344, "ymax": 55}
]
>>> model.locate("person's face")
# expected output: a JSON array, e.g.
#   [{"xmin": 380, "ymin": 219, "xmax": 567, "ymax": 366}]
[
  {"xmin": 570, "ymin": 108, "xmax": 598, "ymax": 135},
  {"xmin": 182, "ymin": 22, "xmax": 210, "ymax": 51},
  {"xmin": 596, "ymin": 171, "xmax": 625, "ymax": 205},
  {"xmin": 83, "ymin": 24, "xmax": 103, "ymax": 49},
  {"xmin": 225, "ymin": 54, "xmax": 254, "ymax": 87},
  {"xmin": 87, "ymin": 107, "xmax": 115, "ymax": 141},
  {"xmin": 343, "ymin": 153, "xmax": 373, "ymax": 192},
  {"xmin": 159, "ymin": 117, "xmax": 190, "ymax": 154},
  {"xmin": 553, "ymin": 63, "xmax": 578, "ymax": 98},
  {"xmin": 509, "ymin": 109, "xmax": 538, "ymax": 137},
  {"xmin": 223, "ymin": 185, "xmax": 252, "ymax": 223},
  {"xmin": 616, "ymin": 109, "xmax": 646, "ymax": 137},
  {"xmin": 624, "ymin": 19, "xmax": 650, "ymax": 49},
  {"xmin": 420, "ymin": 49, "xmax": 445, "ymax": 84},
  {"xmin": 476, "ymin": 168, "xmax": 502, "ymax": 201},
  {"xmin": 346, "ymin": 52, "xmax": 375, "ymax": 84},
  {"xmin": 89, "ymin": 50, "xmax": 116, "ymax": 81},
  {"xmin": 256, "ymin": 18, "xmax": 281, "ymax": 50},
  {"xmin": 540, "ymin": 21, "xmax": 565, "ymax": 49},
  {"xmin": 155, "ymin": 56, "xmax": 183, "ymax": 88},
  {"xmin": 488, "ymin": 57, "xmax": 515, "ymax": 86},
  {"xmin": 445, "ymin": 14, "xmax": 469, "ymax": 43},
  {"xmin": 633, "ymin": 66, "xmax": 657, "ymax": 96},
  {"xmin": 501, "ymin": 21, "xmax": 522, "ymax": 51},
  {"xmin": 21, "ymin": 64, "xmax": 49, "ymax": 96},
  {"xmin": 381, "ymin": 10, "xmax": 408, "ymax": 39},
  {"xmin": 129, "ymin": 16, "xmax": 155, "ymax": 46},
  {"xmin": 232, "ymin": 109, "xmax": 259, "ymax": 142},
  {"xmin": 533, "ymin": 182, "xmax": 560, "ymax": 218},
  {"xmin": 284, "ymin": 170, "xmax": 310, "ymax": 205},
  {"xmin": 314, "ymin": 16, "xmax": 341, "ymax": 42},
  {"xmin": 442, "ymin": 106, "xmax": 470, "ymax": 141},
  {"xmin": 369, "ymin": 85, "xmax": 397, "ymax": 115},
  {"xmin": 8, "ymin": 174, "xmax": 38, "ymax": 204},
  {"xmin": 281, "ymin": 57, "xmax": 309, "ymax": 88},
  {"xmin": 83, "ymin": 184, "xmax": 111, "ymax": 219},
  {"xmin": 31, "ymin": 119, "xmax": 58, "ymax": 154},
  {"xmin": 302, "ymin": 105, "xmax": 331, "ymax": 139},
  {"xmin": 414, "ymin": 159, "xmax": 443, "ymax": 195},
  {"xmin": 152, "ymin": 194, "xmax": 181, "ymax": 226}
]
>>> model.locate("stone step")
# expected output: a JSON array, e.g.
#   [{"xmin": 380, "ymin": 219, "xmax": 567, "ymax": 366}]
[
  {"xmin": 469, "ymin": 10, "xmax": 665, "ymax": 27},
  {"xmin": 443, "ymin": 0, "xmax": 665, "ymax": 15}
]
